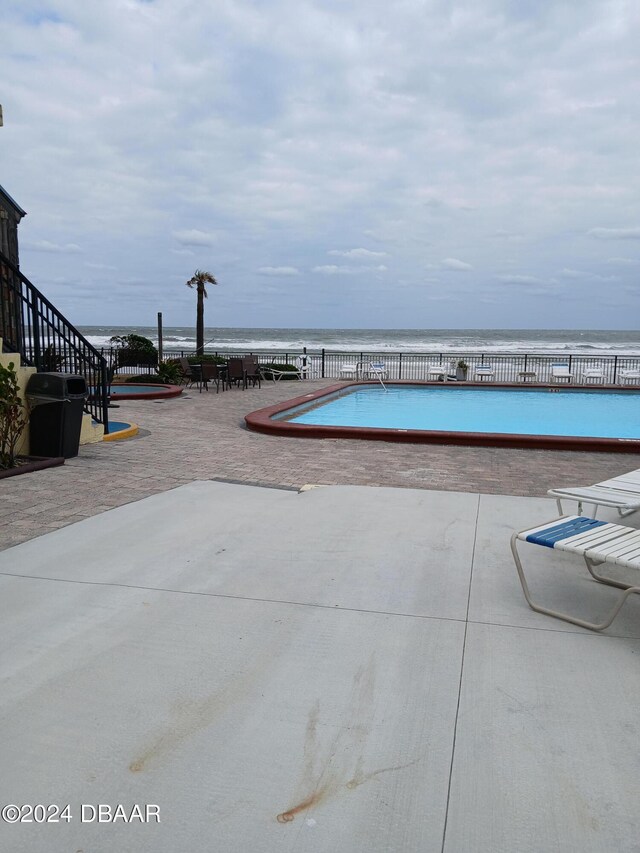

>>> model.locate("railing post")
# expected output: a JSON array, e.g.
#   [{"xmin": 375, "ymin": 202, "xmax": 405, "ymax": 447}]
[
  {"xmin": 613, "ymin": 355, "xmax": 618, "ymax": 384},
  {"xmin": 321, "ymin": 348, "xmax": 325, "ymax": 378},
  {"xmin": 30, "ymin": 295, "xmax": 42, "ymax": 370},
  {"xmin": 398, "ymin": 351, "xmax": 403, "ymax": 380}
]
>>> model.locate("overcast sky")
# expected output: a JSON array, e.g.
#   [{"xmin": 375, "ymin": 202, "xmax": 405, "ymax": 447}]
[{"xmin": 2, "ymin": 0, "xmax": 639, "ymax": 329}]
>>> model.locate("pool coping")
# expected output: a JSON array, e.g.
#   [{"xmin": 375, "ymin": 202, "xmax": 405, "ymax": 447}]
[
  {"xmin": 108, "ymin": 383, "xmax": 183, "ymax": 400},
  {"xmin": 244, "ymin": 380, "xmax": 640, "ymax": 453}
]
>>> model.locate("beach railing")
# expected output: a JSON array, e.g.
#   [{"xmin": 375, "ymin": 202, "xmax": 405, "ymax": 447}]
[{"xmin": 105, "ymin": 347, "xmax": 640, "ymax": 385}]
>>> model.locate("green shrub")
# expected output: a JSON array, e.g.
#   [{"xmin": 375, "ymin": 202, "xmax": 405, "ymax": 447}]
[
  {"xmin": 124, "ymin": 374, "xmax": 169, "ymax": 384},
  {"xmin": 186, "ymin": 354, "xmax": 226, "ymax": 365},
  {"xmin": 157, "ymin": 360, "xmax": 182, "ymax": 384},
  {"xmin": 110, "ymin": 333, "xmax": 157, "ymax": 354},
  {"xmin": 0, "ymin": 362, "xmax": 27, "ymax": 469}
]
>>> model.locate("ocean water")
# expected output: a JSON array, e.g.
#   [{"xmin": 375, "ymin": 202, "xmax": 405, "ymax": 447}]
[{"xmin": 78, "ymin": 326, "xmax": 640, "ymax": 356}]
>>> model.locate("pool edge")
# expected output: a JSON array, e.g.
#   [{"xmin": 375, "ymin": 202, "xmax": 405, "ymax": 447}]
[{"xmin": 244, "ymin": 381, "xmax": 640, "ymax": 453}]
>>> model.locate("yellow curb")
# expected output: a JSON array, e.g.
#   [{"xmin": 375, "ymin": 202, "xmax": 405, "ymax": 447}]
[{"xmin": 103, "ymin": 422, "xmax": 140, "ymax": 441}]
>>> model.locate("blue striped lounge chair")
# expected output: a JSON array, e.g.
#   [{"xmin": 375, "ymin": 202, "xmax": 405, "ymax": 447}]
[{"xmin": 511, "ymin": 515, "xmax": 640, "ymax": 631}]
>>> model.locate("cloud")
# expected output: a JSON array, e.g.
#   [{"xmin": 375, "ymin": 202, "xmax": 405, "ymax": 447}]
[
  {"xmin": 496, "ymin": 274, "xmax": 545, "ymax": 285},
  {"xmin": 257, "ymin": 266, "xmax": 299, "ymax": 276},
  {"xmin": 22, "ymin": 240, "xmax": 82, "ymax": 254},
  {"xmin": 607, "ymin": 257, "xmax": 640, "ymax": 266},
  {"xmin": 587, "ymin": 227, "xmax": 640, "ymax": 241},
  {"xmin": 172, "ymin": 230, "xmax": 219, "ymax": 247},
  {"xmin": 5, "ymin": 1, "xmax": 640, "ymax": 327},
  {"xmin": 312, "ymin": 264, "xmax": 387, "ymax": 275},
  {"xmin": 440, "ymin": 258, "xmax": 472, "ymax": 271},
  {"xmin": 328, "ymin": 248, "xmax": 389, "ymax": 259}
]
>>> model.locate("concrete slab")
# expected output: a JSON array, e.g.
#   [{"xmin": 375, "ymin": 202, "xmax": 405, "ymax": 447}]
[
  {"xmin": 2, "ymin": 480, "xmax": 640, "ymax": 852},
  {"xmin": 445, "ymin": 622, "xmax": 640, "ymax": 853},
  {"xmin": 3, "ymin": 481, "xmax": 479, "ymax": 621},
  {"xmin": 0, "ymin": 574, "xmax": 464, "ymax": 852}
]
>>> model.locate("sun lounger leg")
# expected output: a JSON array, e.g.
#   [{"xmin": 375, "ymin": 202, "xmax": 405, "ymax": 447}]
[
  {"xmin": 583, "ymin": 556, "xmax": 635, "ymax": 590},
  {"xmin": 510, "ymin": 533, "xmax": 640, "ymax": 631}
]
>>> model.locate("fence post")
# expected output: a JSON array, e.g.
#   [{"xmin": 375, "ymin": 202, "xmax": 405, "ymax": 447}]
[
  {"xmin": 321, "ymin": 348, "xmax": 325, "ymax": 378},
  {"xmin": 613, "ymin": 355, "xmax": 618, "ymax": 384},
  {"xmin": 398, "ymin": 351, "xmax": 403, "ymax": 380}
]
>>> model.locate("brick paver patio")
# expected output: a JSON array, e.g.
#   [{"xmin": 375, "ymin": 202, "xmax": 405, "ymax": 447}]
[{"xmin": 2, "ymin": 379, "xmax": 637, "ymax": 551}]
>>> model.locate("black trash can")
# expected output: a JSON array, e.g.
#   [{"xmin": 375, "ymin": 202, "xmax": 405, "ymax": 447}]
[{"xmin": 26, "ymin": 373, "xmax": 88, "ymax": 459}]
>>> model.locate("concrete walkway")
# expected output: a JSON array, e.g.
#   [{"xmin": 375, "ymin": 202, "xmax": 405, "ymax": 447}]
[
  {"xmin": 1, "ymin": 379, "xmax": 637, "ymax": 550},
  {"xmin": 1, "ymin": 480, "xmax": 639, "ymax": 853}
]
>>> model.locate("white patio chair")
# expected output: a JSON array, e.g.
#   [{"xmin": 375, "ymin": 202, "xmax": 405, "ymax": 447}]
[
  {"xmin": 339, "ymin": 362, "xmax": 362, "ymax": 380},
  {"xmin": 427, "ymin": 364, "xmax": 448, "ymax": 381},
  {"xmin": 550, "ymin": 363, "xmax": 573, "ymax": 383},
  {"xmin": 618, "ymin": 368, "xmax": 640, "ymax": 385},
  {"xmin": 511, "ymin": 515, "xmax": 640, "ymax": 631},
  {"xmin": 548, "ymin": 467, "xmax": 640, "ymax": 518},
  {"xmin": 581, "ymin": 367, "xmax": 606, "ymax": 384},
  {"xmin": 474, "ymin": 365, "xmax": 495, "ymax": 381},
  {"xmin": 363, "ymin": 361, "xmax": 388, "ymax": 380}
]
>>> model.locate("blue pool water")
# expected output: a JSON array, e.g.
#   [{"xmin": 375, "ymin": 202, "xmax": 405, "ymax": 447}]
[
  {"xmin": 282, "ymin": 386, "xmax": 640, "ymax": 439},
  {"xmin": 109, "ymin": 385, "xmax": 167, "ymax": 395}
]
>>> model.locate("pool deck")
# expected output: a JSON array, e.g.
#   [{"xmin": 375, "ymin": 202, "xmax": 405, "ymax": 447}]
[
  {"xmin": 1, "ymin": 379, "xmax": 638, "ymax": 550},
  {"xmin": 1, "ymin": 380, "xmax": 639, "ymax": 852}
]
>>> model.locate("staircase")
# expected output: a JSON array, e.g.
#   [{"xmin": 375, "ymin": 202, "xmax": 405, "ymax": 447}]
[
  {"xmin": 0, "ymin": 249, "xmax": 109, "ymax": 440},
  {"xmin": 0, "ymin": 337, "xmax": 104, "ymax": 451}
]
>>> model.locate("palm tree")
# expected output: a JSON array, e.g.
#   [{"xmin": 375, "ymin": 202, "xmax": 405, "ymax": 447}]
[{"xmin": 186, "ymin": 269, "xmax": 218, "ymax": 356}]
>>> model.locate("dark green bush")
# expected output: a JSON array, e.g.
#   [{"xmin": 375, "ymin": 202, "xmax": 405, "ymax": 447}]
[
  {"xmin": 186, "ymin": 354, "xmax": 227, "ymax": 365},
  {"xmin": 123, "ymin": 374, "xmax": 169, "ymax": 384}
]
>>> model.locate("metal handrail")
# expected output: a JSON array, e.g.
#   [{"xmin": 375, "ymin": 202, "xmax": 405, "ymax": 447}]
[{"xmin": 0, "ymin": 250, "xmax": 109, "ymax": 430}]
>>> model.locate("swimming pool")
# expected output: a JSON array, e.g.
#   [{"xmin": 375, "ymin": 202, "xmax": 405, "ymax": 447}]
[{"xmin": 245, "ymin": 383, "xmax": 640, "ymax": 451}]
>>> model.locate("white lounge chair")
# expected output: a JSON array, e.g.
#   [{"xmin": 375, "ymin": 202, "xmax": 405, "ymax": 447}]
[
  {"xmin": 548, "ymin": 468, "xmax": 640, "ymax": 518},
  {"xmin": 581, "ymin": 367, "xmax": 606, "ymax": 384},
  {"xmin": 618, "ymin": 368, "xmax": 640, "ymax": 385},
  {"xmin": 550, "ymin": 363, "xmax": 573, "ymax": 383},
  {"xmin": 474, "ymin": 365, "xmax": 495, "ymax": 381},
  {"xmin": 511, "ymin": 515, "xmax": 640, "ymax": 631},
  {"xmin": 263, "ymin": 356, "xmax": 308, "ymax": 381}
]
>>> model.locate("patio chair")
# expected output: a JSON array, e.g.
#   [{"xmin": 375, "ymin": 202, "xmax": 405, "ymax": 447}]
[
  {"xmin": 474, "ymin": 365, "xmax": 495, "ymax": 381},
  {"xmin": 550, "ymin": 363, "xmax": 573, "ymax": 383},
  {"xmin": 511, "ymin": 515, "xmax": 640, "ymax": 631},
  {"xmin": 581, "ymin": 367, "xmax": 606, "ymax": 384},
  {"xmin": 226, "ymin": 358, "xmax": 247, "ymax": 389},
  {"xmin": 339, "ymin": 362, "xmax": 362, "ymax": 380},
  {"xmin": 242, "ymin": 357, "xmax": 262, "ymax": 388},
  {"xmin": 177, "ymin": 358, "xmax": 195, "ymax": 386},
  {"xmin": 427, "ymin": 363, "xmax": 448, "ymax": 381},
  {"xmin": 200, "ymin": 363, "xmax": 221, "ymax": 393},
  {"xmin": 548, "ymin": 467, "xmax": 640, "ymax": 518},
  {"xmin": 618, "ymin": 368, "xmax": 640, "ymax": 385},
  {"xmin": 363, "ymin": 361, "xmax": 388, "ymax": 380}
]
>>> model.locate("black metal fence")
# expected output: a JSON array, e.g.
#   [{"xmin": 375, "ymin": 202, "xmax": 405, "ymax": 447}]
[{"xmin": 102, "ymin": 346, "xmax": 640, "ymax": 385}]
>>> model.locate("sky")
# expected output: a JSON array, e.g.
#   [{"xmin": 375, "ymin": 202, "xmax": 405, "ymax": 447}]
[{"xmin": 1, "ymin": 0, "xmax": 639, "ymax": 330}]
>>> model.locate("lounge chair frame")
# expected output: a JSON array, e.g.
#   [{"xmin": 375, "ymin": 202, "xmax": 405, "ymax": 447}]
[
  {"xmin": 511, "ymin": 515, "xmax": 640, "ymax": 631},
  {"xmin": 548, "ymin": 468, "xmax": 640, "ymax": 518}
]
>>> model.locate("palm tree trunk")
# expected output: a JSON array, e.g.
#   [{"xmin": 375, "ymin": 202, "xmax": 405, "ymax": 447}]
[{"xmin": 196, "ymin": 285, "xmax": 205, "ymax": 355}]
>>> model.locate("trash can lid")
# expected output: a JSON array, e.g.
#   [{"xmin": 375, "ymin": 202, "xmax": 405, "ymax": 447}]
[{"xmin": 26, "ymin": 373, "xmax": 88, "ymax": 399}]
